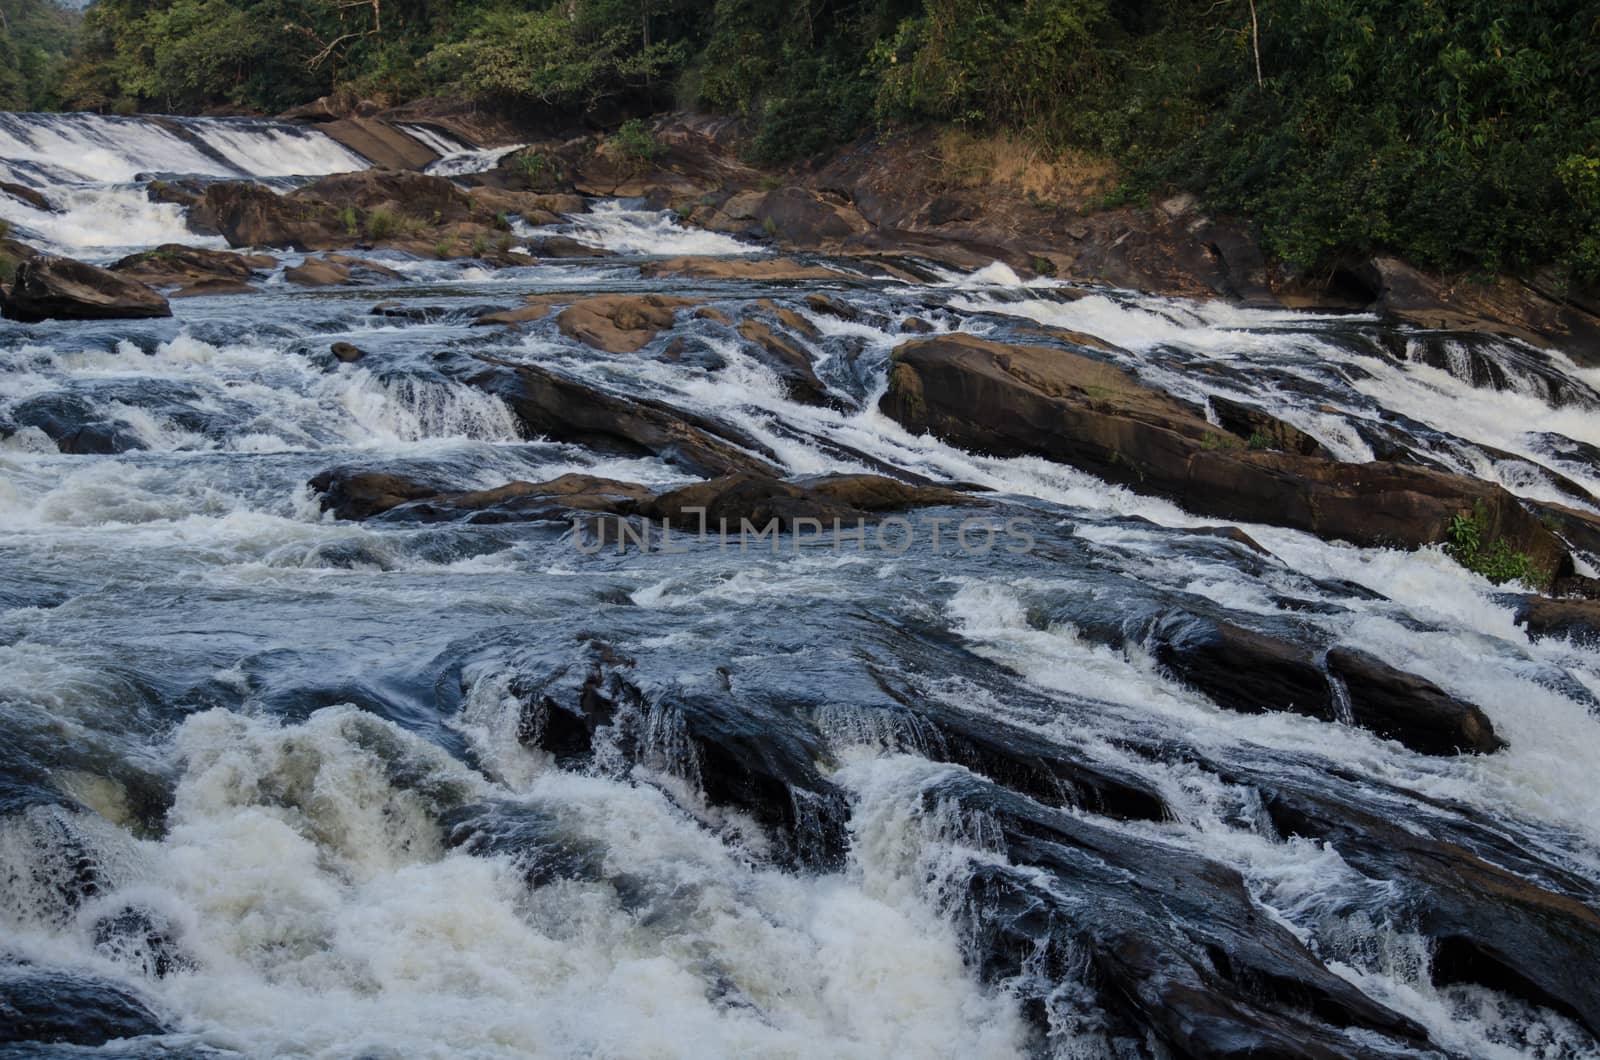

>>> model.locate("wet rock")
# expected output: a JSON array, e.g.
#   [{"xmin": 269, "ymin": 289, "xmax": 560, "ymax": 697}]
[
  {"xmin": 1514, "ymin": 595, "xmax": 1600, "ymax": 645},
  {"xmin": 1528, "ymin": 500, "xmax": 1600, "ymax": 560},
  {"xmin": 524, "ymin": 235, "xmax": 607, "ymax": 258},
  {"xmin": 317, "ymin": 118, "xmax": 442, "ymax": 170},
  {"xmin": 386, "ymin": 474, "xmax": 655, "ymax": 525},
  {"xmin": 0, "ymin": 255, "xmax": 171, "ymax": 323},
  {"xmin": 285, "ymin": 259, "xmax": 352, "ymax": 287},
  {"xmin": 0, "ymin": 964, "xmax": 167, "ymax": 1045},
  {"xmin": 804, "ymin": 293, "xmax": 859, "ymax": 322},
  {"xmin": 171, "ymin": 279, "xmax": 258, "ymax": 298},
  {"xmin": 637, "ymin": 256, "xmax": 851, "ymax": 282},
  {"xmin": 443, "ymin": 802, "xmax": 609, "ymax": 888},
  {"xmin": 925, "ymin": 772, "xmax": 1432, "ymax": 1058},
  {"xmin": 503, "ymin": 639, "xmax": 851, "ymax": 869},
  {"xmin": 308, "ymin": 468, "xmax": 439, "ymax": 520},
  {"xmin": 468, "ymin": 355, "xmax": 778, "ymax": 477},
  {"xmin": 1362, "ymin": 255, "xmax": 1600, "ymax": 367},
  {"xmin": 324, "ymin": 253, "xmax": 406, "ymax": 281},
  {"xmin": 734, "ymin": 320, "xmax": 830, "ymax": 405},
  {"xmin": 92, "ymin": 906, "xmax": 194, "ymax": 979},
  {"xmin": 1, "ymin": 180, "xmax": 52, "ymax": 211},
  {"xmin": 297, "ymin": 168, "xmax": 478, "ymax": 225},
  {"xmin": 1325, "ymin": 646, "xmax": 1503, "ymax": 754},
  {"xmin": 144, "ymin": 176, "xmax": 208, "ymax": 211},
  {"xmin": 330, "ymin": 341, "xmax": 366, "ymax": 363},
  {"xmin": 1258, "ymin": 779, "xmax": 1600, "ymax": 1039},
  {"xmin": 109, "ymin": 244, "xmax": 274, "ymax": 287},
  {"xmin": 1146, "ymin": 612, "xmax": 1334, "ymax": 721},
  {"xmin": 881, "ymin": 334, "xmax": 1571, "ymax": 584},
  {"xmin": 192, "ymin": 182, "xmax": 347, "ymax": 251},
  {"xmin": 1188, "ymin": 525, "xmax": 1272, "ymax": 555},
  {"xmin": 647, "ymin": 472, "xmax": 976, "ymax": 530},
  {"xmin": 556, "ymin": 294, "xmax": 699, "ymax": 353},
  {"xmin": 474, "ymin": 304, "xmax": 553, "ymax": 327},
  {"xmin": 1207, "ymin": 394, "xmax": 1329, "ymax": 457}
]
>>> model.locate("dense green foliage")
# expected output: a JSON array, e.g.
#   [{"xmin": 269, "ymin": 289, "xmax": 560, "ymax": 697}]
[
  {"xmin": 0, "ymin": 0, "xmax": 81, "ymax": 109},
  {"xmin": 1445, "ymin": 508, "xmax": 1550, "ymax": 588},
  {"xmin": 23, "ymin": 0, "xmax": 1600, "ymax": 283}
]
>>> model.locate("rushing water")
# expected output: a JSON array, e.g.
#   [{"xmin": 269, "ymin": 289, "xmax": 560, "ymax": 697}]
[{"xmin": 3, "ymin": 114, "xmax": 1600, "ymax": 1059}]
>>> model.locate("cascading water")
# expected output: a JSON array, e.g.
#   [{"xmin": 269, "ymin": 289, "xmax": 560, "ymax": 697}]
[
  {"xmin": 398, "ymin": 122, "xmax": 526, "ymax": 177},
  {"xmin": 0, "ymin": 112, "xmax": 370, "ymax": 258},
  {"xmin": 3, "ymin": 115, "xmax": 1600, "ymax": 1059}
]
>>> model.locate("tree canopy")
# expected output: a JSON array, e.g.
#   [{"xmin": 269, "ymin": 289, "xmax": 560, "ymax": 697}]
[{"xmin": 14, "ymin": 0, "xmax": 1600, "ymax": 284}]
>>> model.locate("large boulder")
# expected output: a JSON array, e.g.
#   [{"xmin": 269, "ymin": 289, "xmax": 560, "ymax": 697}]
[
  {"xmin": 555, "ymin": 294, "xmax": 699, "ymax": 353},
  {"xmin": 310, "ymin": 467, "xmax": 972, "ymax": 529},
  {"xmin": 880, "ymin": 334, "xmax": 1571, "ymax": 584},
  {"xmin": 0, "ymin": 255, "xmax": 171, "ymax": 322},
  {"xmin": 191, "ymin": 182, "xmax": 347, "ymax": 251},
  {"xmin": 1325, "ymin": 646, "xmax": 1504, "ymax": 754},
  {"xmin": 0, "ymin": 966, "xmax": 167, "ymax": 1046},
  {"xmin": 468, "ymin": 355, "xmax": 779, "ymax": 478},
  {"xmin": 110, "ymin": 244, "xmax": 274, "ymax": 287},
  {"xmin": 293, "ymin": 168, "xmax": 478, "ymax": 224}
]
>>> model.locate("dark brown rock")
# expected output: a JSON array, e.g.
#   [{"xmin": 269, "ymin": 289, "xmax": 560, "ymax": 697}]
[
  {"xmin": 469, "ymin": 356, "xmax": 777, "ymax": 478},
  {"xmin": 474, "ymin": 304, "xmax": 553, "ymax": 327},
  {"xmin": 1, "ymin": 180, "xmax": 51, "ymax": 211},
  {"xmin": 735, "ymin": 320, "xmax": 830, "ymax": 405},
  {"xmin": 308, "ymin": 469, "xmax": 437, "ymax": 520},
  {"xmin": 1326, "ymin": 647, "xmax": 1503, "ymax": 754},
  {"xmin": 285, "ymin": 260, "xmax": 352, "ymax": 287},
  {"xmin": 316, "ymin": 119, "xmax": 442, "ymax": 171},
  {"xmin": 295, "ymin": 169, "xmax": 477, "ymax": 225},
  {"xmin": 387, "ymin": 474, "xmax": 655, "ymax": 524},
  {"xmin": 1, "ymin": 256, "xmax": 171, "ymax": 323},
  {"xmin": 191, "ymin": 183, "xmax": 347, "ymax": 251},
  {"xmin": 556, "ymin": 294, "xmax": 698, "ymax": 353},
  {"xmin": 637, "ymin": 256, "xmax": 850, "ymax": 282},
  {"xmin": 1207, "ymin": 394, "xmax": 1329, "ymax": 457},
  {"xmin": 111, "ymin": 244, "xmax": 272, "ymax": 282},
  {"xmin": 880, "ymin": 334, "xmax": 1571, "ymax": 584},
  {"xmin": 1515, "ymin": 595, "xmax": 1600, "ymax": 645},
  {"xmin": 647, "ymin": 472, "xmax": 975, "ymax": 530},
  {"xmin": 330, "ymin": 342, "xmax": 366, "ymax": 363}
]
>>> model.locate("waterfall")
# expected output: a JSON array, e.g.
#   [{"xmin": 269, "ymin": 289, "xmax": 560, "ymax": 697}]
[{"xmin": 0, "ymin": 112, "xmax": 371, "ymax": 258}]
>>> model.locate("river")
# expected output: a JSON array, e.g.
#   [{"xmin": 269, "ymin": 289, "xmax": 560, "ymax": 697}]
[{"xmin": 2, "ymin": 112, "xmax": 1600, "ymax": 1059}]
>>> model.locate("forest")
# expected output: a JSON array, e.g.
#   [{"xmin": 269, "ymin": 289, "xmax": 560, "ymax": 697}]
[{"xmin": 3, "ymin": 0, "xmax": 1599, "ymax": 285}]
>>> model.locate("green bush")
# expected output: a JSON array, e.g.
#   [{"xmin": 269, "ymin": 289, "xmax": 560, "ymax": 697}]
[
  {"xmin": 611, "ymin": 118, "xmax": 661, "ymax": 163},
  {"xmin": 1444, "ymin": 510, "xmax": 1549, "ymax": 588}
]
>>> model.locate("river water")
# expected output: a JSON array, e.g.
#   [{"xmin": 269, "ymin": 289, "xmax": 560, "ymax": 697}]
[{"xmin": 2, "ymin": 113, "xmax": 1600, "ymax": 1059}]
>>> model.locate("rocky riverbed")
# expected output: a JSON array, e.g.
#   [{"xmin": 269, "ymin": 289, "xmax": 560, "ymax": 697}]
[{"xmin": 2, "ymin": 111, "xmax": 1600, "ymax": 1059}]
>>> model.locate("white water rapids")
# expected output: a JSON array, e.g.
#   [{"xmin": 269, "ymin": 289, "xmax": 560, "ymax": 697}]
[{"xmin": 2, "ymin": 113, "xmax": 1599, "ymax": 1059}]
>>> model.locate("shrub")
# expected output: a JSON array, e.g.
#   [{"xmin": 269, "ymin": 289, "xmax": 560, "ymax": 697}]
[
  {"xmin": 1444, "ymin": 510, "xmax": 1549, "ymax": 588},
  {"xmin": 611, "ymin": 119, "xmax": 660, "ymax": 163}
]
